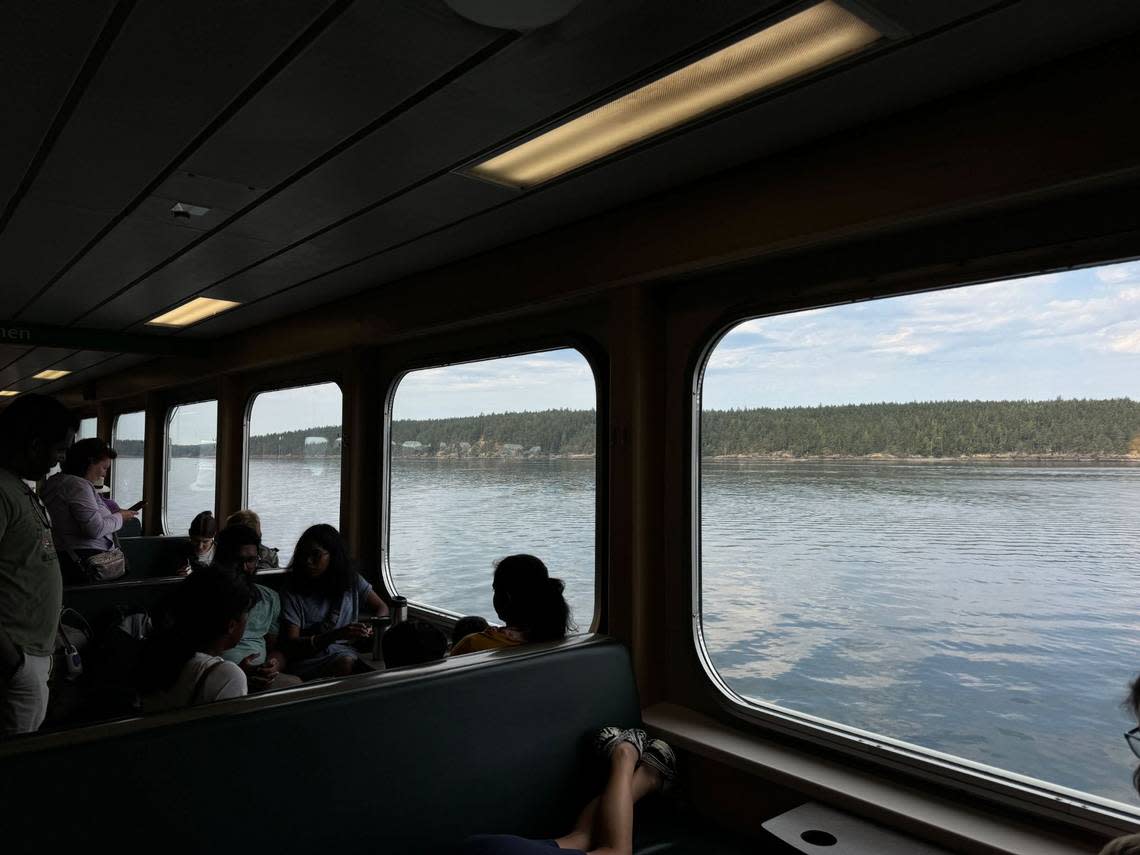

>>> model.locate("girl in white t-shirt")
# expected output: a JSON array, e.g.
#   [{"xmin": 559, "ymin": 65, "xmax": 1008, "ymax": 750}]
[{"xmin": 138, "ymin": 567, "xmax": 255, "ymax": 713}]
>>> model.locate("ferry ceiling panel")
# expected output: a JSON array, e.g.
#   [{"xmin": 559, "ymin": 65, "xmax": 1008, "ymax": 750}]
[{"xmin": 2, "ymin": 0, "xmax": 1139, "ymax": 395}]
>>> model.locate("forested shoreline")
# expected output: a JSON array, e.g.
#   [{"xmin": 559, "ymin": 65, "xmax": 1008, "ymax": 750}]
[{"xmin": 120, "ymin": 399, "xmax": 1140, "ymax": 460}]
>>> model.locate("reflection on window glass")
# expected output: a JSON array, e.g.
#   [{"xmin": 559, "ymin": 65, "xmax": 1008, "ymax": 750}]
[
  {"xmin": 699, "ymin": 261, "xmax": 1140, "ymax": 807},
  {"xmin": 388, "ymin": 349, "xmax": 597, "ymax": 625},
  {"xmin": 77, "ymin": 417, "xmax": 97, "ymax": 439},
  {"xmin": 112, "ymin": 411, "xmax": 145, "ymax": 519},
  {"xmin": 246, "ymin": 383, "xmax": 342, "ymax": 566},
  {"xmin": 165, "ymin": 401, "xmax": 217, "ymax": 535}
]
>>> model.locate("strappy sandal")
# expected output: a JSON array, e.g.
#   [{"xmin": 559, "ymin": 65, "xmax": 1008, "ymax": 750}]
[
  {"xmin": 594, "ymin": 726, "xmax": 646, "ymax": 758},
  {"xmin": 640, "ymin": 737, "xmax": 676, "ymax": 791}
]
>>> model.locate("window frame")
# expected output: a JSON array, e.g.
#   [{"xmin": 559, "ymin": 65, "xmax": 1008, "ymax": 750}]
[
  {"xmin": 241, "ymin": 378, "xmax": 345, "ymax": 562},
  {"xmin": 689, "ymin": 279, "xmax": 1140, "ymax": 836},
  {"xmin": 380, "ymin": 339, "xmax": 607, "ymax": 632},
  {"xmin": 163, "ymin": 398, "xmax": 219, "ymax": 536},
  {"xmin": 110, "ymin": 409, "xmax": 146, "ymax": 508}
]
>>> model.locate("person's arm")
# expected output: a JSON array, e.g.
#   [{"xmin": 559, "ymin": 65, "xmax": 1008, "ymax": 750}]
[
  {"xmin": 0, "ymin": 502, "xmax": 21, "ymax": 680},
  {"xmin": 67, "ymin": 479, "xmax": 127, "ymax": 539},
  {"xmin": 263, "ymin": 633, "xmax": 287, "ymax": 672},
  {"xmin": 363, "ymin": 589, "xmax": 389, "ymax": 617},
  {"xmin": 281, "ymin": 618, "xmax": 367, "ymax": 659},
  {"xmin": 204, "ymin": 661, "xmax": 248, "ymax": 702}
]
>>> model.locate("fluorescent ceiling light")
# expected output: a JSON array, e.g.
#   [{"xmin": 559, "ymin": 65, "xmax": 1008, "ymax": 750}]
[
  {"xmin": 33, "ymin": 369, "xmax": 72, "ymax": 380},
  {"xmin": 0, "ymin": 390, "xmax": 19, "ymax": 397},
  {"xmin": 146, "ymin": 297, "xmax": 240, "ymax": 328},
  {"xmin": 466, "ymin": 1, "xmax": 880, "ymax": 188}
]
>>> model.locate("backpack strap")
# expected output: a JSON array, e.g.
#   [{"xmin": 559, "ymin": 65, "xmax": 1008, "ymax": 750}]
[{"xmin": 190, "ymin": 659, "xmax": 225, "ymax": 705}]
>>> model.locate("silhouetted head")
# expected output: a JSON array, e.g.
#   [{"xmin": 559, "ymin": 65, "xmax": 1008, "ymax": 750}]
[
  {"xmin": 492, "ymin": 554, "xmax": 573, "ymax": 643},
  {"xmin": 138, "ymin": 566, "xmax": 255, "ymax": 693},
  {"xmin": 452, "ymin": 615, "xmax": 489, "ymax": 646},
  {"xmin": 1125, "ymin": 677, "xmax": 1140, "ymax": 795},
  {"xmin": 382, "ymin": 619, "xmax": 448, "ymax": 668},
  {"xmin": 215, "ymin": 524, "xmax": 261, "ymax": 576},
  {"xmin": 289, "ymin": 523, "xmax": 354, "ymax": 596},
  {"xmin": 62, "ymin": 436, "xmax": 117, "ymax": 483},
  {"xmin": 0, "ymin": 394, "xmax": 78, "ymax": 481},
  {"xmin": 225, "ymin": 508, "xmax": 262, "ymax": 537}
]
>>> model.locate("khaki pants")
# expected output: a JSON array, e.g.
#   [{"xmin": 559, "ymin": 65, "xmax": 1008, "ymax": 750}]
[{"xmin": 0, "ymin": 652, "xmax": 52, "ymax": 736}]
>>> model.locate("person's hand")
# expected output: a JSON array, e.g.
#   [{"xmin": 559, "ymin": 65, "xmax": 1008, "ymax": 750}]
[
  {"xmin": 118, "ymin": 509, "xmax": 138, "ymax": 522},
  {"xmin": 175, "ymin": 561, "xmax": 192, "ymax": 577},
  {"xmin": 239, "ymin": 654, "xmax": 277, "ymax": 690},
  {"xmin": 337, "ymin": 622, "xmax": 372, "ymax": 641}
]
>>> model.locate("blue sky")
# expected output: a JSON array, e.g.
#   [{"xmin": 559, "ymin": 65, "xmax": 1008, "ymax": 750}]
[
  {"xmin": 704, "ymin": 259, "xmax": 1140, "ymax": 409},
  {"xmin": 393, "ymin": 348, "xmax": 597, "ymax": 420}
]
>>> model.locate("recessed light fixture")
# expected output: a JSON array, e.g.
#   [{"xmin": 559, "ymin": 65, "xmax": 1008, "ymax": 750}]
[
  {"xmin": 33, "ymin": 369, "xmax": 72, "ymax": 380},
  {"xmin": 464, "ymin": 1, "xmax": 880, "ymax": 189},
  {"xmin": 0, "ymin": 390, "xmax": 19, "ymax": 397},
  {"xmin": 170, "ymin": 202, "xmax": 211, "ymax": 219},
  {"xmin": 146, "ymin": 296, "xmax": 240, "ymax": 328}
]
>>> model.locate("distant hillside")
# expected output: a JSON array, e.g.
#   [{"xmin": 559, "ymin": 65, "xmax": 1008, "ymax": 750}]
[
  {"xmin": 701, "ymin": 398, "xmax": 1140, "ymax": 458},
  {"xmin": 112, "ymin": 399, "xmax": 1140, "ymax": 460}
]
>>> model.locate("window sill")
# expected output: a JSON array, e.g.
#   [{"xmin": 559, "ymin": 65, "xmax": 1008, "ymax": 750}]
[{"xmin": 643, "ymin": 702, "xmax": 1108, "ymax": 855}]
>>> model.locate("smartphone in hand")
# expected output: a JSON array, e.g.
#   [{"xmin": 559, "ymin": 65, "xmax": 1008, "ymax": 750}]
[{"xmin": 129, "ymin": 500, "xmax": 146, "ymax": 512}]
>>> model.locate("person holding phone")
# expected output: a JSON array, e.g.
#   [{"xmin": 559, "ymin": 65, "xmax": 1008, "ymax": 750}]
[
  {"xmin": 171, "ymin": 511, "xmax": 215, "ymax": 576},
  {"xmin": 41, "ymin": 438, "xmax": 137, "ymax": 585}
]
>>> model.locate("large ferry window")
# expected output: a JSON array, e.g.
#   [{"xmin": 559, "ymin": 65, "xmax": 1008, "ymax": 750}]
[
  {"xmin": 245, "ymin": 382, "xmax": 342, "ymax": 566},
  {"xmin": 165, "ymin": 400, "xmax": 217, "ymax": 535},
  {"xmin": 387, "ymin": 348, "xmax": 597, "ymax": 624},
  {"xmin": 699, "ymin": 260, "xmax": 1140, "ymax": 809},
  {"xmin": 77, "ymin": 417, "xmax": 97, "ymax": 439},
  {"xmin": 111, "ymin": 410, "xmax": 145, "ymax": 516}
]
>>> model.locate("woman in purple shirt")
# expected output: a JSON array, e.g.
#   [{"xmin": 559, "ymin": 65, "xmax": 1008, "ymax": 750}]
[{"xmin": 42, "ymin": 438, "xmax": 137, "ymax": 584}]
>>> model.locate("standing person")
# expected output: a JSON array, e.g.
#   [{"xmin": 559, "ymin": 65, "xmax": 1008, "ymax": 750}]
[
  {"xmin": 41, "ymin": 438, "xmax": 137, "ymax": 584},
  {"xmin": 280, "ymin": 524, "xmax": 388, "ymax": 680},
  {"xmin": 0, "ymin": 394, "xmax": 78, "ymax": 736},
  {"xmin": 450, "ymin": 555, "xmax": 573, "ymax": 656},
  {"xmin": 212, "ymin": 524, "xmax": 301, "ymax": 691}
]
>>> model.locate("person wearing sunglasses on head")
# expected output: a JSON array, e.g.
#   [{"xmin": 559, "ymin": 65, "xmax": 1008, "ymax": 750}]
[{"xmin": 279, "ymin": 524, "xmax": 388, "ymax": 681}]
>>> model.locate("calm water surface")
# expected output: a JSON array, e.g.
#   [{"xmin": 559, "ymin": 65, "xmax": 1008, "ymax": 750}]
[
  {"xmin": 114, "ymin": 455, "xmax": 1140, "ymax": 804},
  {"xmin": 702, "ymin": 460, "xmax": 1140, "ymax": 805}
]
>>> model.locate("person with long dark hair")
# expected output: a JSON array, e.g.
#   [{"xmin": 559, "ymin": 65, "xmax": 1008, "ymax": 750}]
[
  {"xmin": 450, "ymin": 554, "xmax": 573, "ymax": 656},
  {"xmin": 137, "ymin": 567, "xmax": 255, "ymax": 713},
  {"xmin": 279, "ymin": 524, "xmax": 387, "ymax": 680},
  {"xmin": 1100, "ymin": 680, "xmax": 1140, "ymax": 854},
  {"xmin": 41, "ymin": 437, "xmax": 137, "ymax": 584}
]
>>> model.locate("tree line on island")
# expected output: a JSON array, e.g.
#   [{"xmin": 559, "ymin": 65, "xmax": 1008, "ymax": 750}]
[{"xmin": 120, "ymin": 399, "xmax": 1140, "ymax": 460}]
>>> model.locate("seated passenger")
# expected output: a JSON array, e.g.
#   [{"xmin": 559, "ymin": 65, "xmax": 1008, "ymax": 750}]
[
  {"xmin": 1100, "ymin": 679, "xmax": 1140, "ymax": 854},
  {"xmin": 213, "ymin": 524, "xmax": 301, "ymax": 691},
  {"xmin": 382, "ymin": 619, "xmax": 448, "ymax": 668},
  {"xmin": 136, "ymin": 567, "xmax": 254, "ymax": 713},
  {"xmin": 450, "ymin": 555, "xmax": 573, "ymax": 656},
  {"xmin": 172, "ymin": 510, "xmax": 217, "ymax": 576},
  {"xmin": 280, "ymin": 524, "xmax": 388, "ymax": 680},
  {"xmin": 460, "ymin": 727, "xmax": 675, "ymax": 855},
  {"xmin": 224, "ymin": 509, "xmax": 278, "ymax": 569},
  {"xmin": 452, "ymin": 615, "xmax": 489, "ymax": 647},
  {"xmin": 41, "ymin": 438, "xmax": 137, "ymax": 584}
]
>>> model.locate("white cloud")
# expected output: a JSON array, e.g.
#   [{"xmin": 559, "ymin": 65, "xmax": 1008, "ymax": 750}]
[
  {"xmin": 1096, "ymin": 262, "xmax": 1140, "ymax": 284},
  {"xmin": 872, "ymin": 328, "xmax": 938, "ymax": 356}
]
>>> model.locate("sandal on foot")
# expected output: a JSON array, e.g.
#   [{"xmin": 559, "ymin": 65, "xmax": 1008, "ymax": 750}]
[
  {"xmin": 594, "ymin": 726, "xmax": 646, "ymax": 758},
  {"xmin": 640, "ymin": 738, "xmax": 676, "ymax": 790}
]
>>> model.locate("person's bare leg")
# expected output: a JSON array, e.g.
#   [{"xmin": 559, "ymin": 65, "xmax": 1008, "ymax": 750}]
[{"xmin": 556, "ymin": 763, "xmax": 664, "ymax": 851}]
